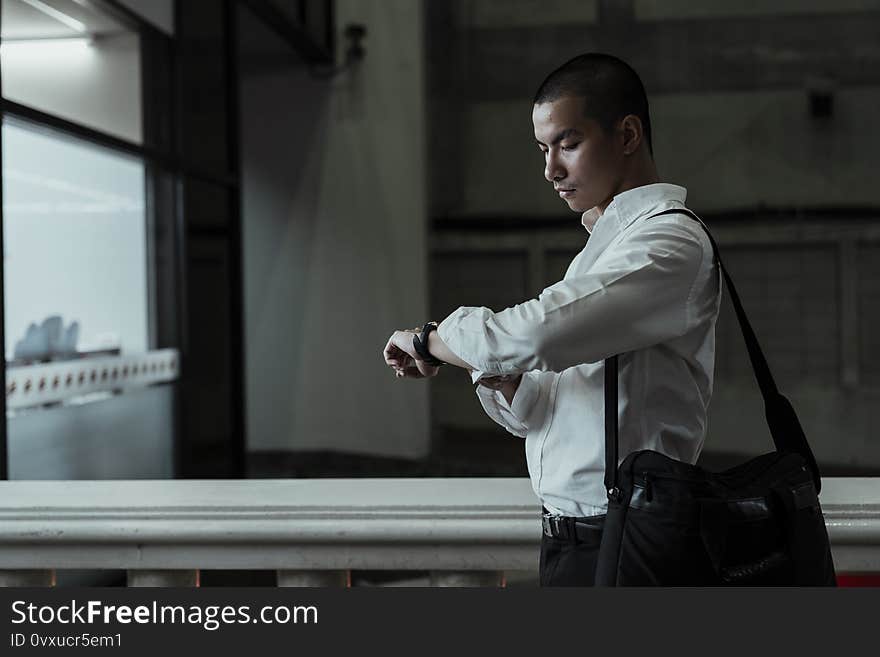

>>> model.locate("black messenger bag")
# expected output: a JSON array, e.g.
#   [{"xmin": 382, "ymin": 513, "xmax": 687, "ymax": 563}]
[{"xmin": 594, "ymin": 208, "xmax": 837, "ymax": 586}]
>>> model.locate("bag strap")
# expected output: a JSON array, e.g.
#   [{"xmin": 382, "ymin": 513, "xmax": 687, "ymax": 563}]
[
  {"xmin": 603, "ymin": 208, "xmax": 822, "ymax": 495},
  {"xmin": 604, "ymin": 354, "xmax": 619, "ymax": 500}
]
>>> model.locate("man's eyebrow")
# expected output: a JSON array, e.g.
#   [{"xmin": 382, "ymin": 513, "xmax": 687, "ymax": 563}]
[{"xmin": 535, "ymin": 128, "xmax": 583, "ymax": 147}]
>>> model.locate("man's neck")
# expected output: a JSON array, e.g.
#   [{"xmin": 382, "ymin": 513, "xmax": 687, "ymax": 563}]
[{"xmin": 598, "ymin": 157, "xmax": 660, "ymax": 214}]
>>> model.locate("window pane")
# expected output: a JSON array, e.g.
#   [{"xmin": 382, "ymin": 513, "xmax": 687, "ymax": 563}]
[
  {"xmin": 0, "ymin": 0, "xmax": 142, "ymax": 143},
  {"xmin": 2, "ymin": 120, "xmax": 148, "ymax": 359}
]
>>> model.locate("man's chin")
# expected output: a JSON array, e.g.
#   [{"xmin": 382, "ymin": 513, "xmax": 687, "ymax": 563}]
[{"xmin": 564, "ymin": 198, "xmax": 588, "ymax": 213}]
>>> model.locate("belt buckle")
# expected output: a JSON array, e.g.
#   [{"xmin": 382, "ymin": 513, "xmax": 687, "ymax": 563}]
[{"xmin": 542, "ymin": 513, "xmax": 562, "ymax": 538}]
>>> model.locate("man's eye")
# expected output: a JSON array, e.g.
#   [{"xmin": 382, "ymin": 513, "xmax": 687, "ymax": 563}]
[{"xmin": 561, "ymin": 143, "xmax": 580, "ymax": 151}]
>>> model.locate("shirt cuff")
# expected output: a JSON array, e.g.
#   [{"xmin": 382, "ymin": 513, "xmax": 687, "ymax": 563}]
[
  {"xmin": 483, "ymin": 372, "xmax": 541, "ymax": 424},
  {"xmin": 474, "ymin": 385, "xmax": 528, "ymax": 438},
  {"xmin": 473, "ymin": 370, "xmax": 542, "ymax": 431},
  {"xmin": 495, "ymin": 371, "xmax": 541, "ymax": 424},
  {"xmin": 470, "ymin": 368, "xmax": 488, "ymax": 385}
]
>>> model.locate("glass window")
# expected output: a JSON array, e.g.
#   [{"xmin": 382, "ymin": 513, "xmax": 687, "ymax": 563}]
[
  {"xmin": 0, "ymin": 0, "xmax": 142, "ymax": 143},
  {"xmin": 2, "ymin": 119, "xmax": 148, "ymax": 360}
]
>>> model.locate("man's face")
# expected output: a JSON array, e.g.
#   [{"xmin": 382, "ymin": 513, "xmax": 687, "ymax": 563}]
[{"xmin": 532, "ymin": 95, "xmax": 623, "ymax": 214}]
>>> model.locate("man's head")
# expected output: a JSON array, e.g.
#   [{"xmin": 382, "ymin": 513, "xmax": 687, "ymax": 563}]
[{"xmin": 532, "ymin": 53, "xmax": 655, "ymax": 214}]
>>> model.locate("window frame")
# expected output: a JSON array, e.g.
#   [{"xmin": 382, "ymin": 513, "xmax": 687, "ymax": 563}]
[{"xmin": 0, "ymin": 0, "xmax": 238, "ymax": 479}]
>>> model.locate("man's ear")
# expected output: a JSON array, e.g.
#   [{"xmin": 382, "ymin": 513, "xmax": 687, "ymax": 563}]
[{"xmin": 619, "ymin": 114, "xmax": 643, "ymax": 155}]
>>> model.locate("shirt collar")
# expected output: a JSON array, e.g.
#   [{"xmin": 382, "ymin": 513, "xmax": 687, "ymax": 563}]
[{"xmin": 581, "ymin": 183, "xmax": 688, "ymax": 234}]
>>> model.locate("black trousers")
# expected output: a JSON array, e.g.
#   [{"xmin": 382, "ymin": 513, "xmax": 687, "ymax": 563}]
[{"xmin": 539, "ymin": 513, "xmax": 606, "ymax": 587}]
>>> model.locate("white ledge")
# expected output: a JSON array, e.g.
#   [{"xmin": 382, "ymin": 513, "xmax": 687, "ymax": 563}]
[{"xmin": 0, "ymin": 478, "xmax": 876, "ymax": 571}]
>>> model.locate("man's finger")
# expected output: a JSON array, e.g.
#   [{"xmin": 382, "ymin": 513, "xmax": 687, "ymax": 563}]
[
  {"xmin": 383, "ymin": 337, "xmax": 404, "ymax": 366},
  {"xmin": 402, "ymin": 355, "xmax": 422, "ymax": 378},
  {"xmin": 403, "ymin": 363, "xmax": 424, "ymax": 378}
]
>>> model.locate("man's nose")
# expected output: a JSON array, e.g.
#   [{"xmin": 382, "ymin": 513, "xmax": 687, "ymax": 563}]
[{"xmin": 544, "ymin": 151, "xmax": 565, "ymax": 183}]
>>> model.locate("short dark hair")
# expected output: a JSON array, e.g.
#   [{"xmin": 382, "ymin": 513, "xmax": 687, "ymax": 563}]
[{"xmin": 533, "ymin": 53, "xmax": 653, "ymax": 156}]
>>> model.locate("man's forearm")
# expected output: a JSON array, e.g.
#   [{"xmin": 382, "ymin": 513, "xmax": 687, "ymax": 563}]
[
  {"xmin": 425, "ymin": 326, "xmax": 522, "ymax": 403},
  {"xmin": 425, "ymin": 329, "xmax": 474, "ymax": 369}
]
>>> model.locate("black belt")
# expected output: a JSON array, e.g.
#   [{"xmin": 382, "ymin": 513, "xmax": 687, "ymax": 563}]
[{"xmin": 541, "ymin": 510, "xmax": 606, "ymax": 542}]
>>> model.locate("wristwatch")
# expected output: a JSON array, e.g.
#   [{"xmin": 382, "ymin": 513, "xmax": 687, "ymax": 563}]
[{"xmin": 412, "ymin": 322, "xmax": 446, "ymax": 366}]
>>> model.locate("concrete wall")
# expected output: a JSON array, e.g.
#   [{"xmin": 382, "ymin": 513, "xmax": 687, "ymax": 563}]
[
  {"xmin": 240, "ymin": 0, "xmax": 431, "ymax": 458},
  {"xmin": 635, "ymin": 0, "xmax": 880, "ymax": 21},
  {"xmin": 456, "ymin": 87, "xmax": 880, "ymax": 216},
  {"xmin": 430, "ymin": 1, "xmax": 880, "ymax": 217}
]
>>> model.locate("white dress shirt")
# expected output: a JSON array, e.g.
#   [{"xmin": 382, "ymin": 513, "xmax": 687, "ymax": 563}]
[{"xmin": 437, "ymin": 183, "xmax": 722, "ymax": 517}]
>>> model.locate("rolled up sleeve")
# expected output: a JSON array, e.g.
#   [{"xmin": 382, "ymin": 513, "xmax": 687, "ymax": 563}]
[{"xmin": 436, "ymin": 221, "xmax": 706, "ymax": 374}]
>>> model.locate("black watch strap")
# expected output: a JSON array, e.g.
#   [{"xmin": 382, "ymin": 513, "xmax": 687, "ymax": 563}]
[{"xmin": 413, "ymin": 322, "xmax": 446, "ymax": 366}]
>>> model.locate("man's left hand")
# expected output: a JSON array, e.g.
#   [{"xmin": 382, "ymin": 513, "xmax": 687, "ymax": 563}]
[{"xmin": 382, "ymin": 329, "xmax": 441, "ymax": 379}]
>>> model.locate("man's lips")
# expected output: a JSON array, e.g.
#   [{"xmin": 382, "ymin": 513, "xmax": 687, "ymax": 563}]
[{"xmin": 557, "ymin": 188, "xmax": 576, "ymax": 198}]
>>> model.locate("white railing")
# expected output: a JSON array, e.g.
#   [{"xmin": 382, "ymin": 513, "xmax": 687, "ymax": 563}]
[
  {"xmin": 6, "ymin": 349, "xmax": 179, "ymax": 410},
  {"xmin": 0, "ymin": 477, "xmax": 877, "ymax": 586}
]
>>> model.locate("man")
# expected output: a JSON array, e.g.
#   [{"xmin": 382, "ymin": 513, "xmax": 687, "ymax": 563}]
[{"xmin": 382, "ymin": 53, "xmax": 721, "ymax": 586}]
